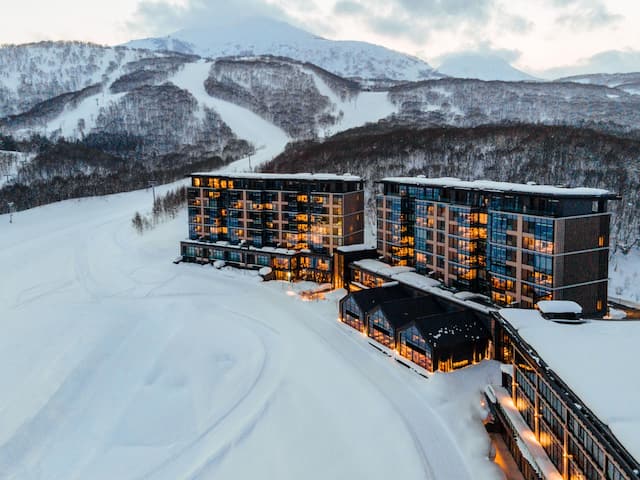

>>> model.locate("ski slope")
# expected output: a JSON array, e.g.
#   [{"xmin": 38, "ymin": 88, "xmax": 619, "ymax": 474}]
[
  {"xmin": 303, "ymin": 68, "xmax": 397, "ymax": 137},
  {"xmin": 0, "ymin": 186, "xmax": 502, "ymax": 479},
  {"xmin": 170, "ymin": 61, "xmax": 290, "ymax": 172}
]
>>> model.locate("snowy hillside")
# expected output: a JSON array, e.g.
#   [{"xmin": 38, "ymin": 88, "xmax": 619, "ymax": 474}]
[
  {"xmin": 436, "ymin": 52, "xmax": 538, "ymax": 82},
  {"xmin": 388, "ymin": 78, "xmax": 640, "ymax": 135},
  {"xmin": 125, "ymin": 16, "xmax": 441, "ymax": 81},
  {"xmin": 610, "ymin": 248, "xmax": 640, "ymax": 302},
  {"xmin": 0, "ymin": 42, "xmax": 170, "ymax": 117},
  {"xmin": 557, "ymin": 72, "xmax": 640, "ymax": 96},
  {"xmin": 0, "ymin": 185, "xmax": 502, "ymax": 480}
]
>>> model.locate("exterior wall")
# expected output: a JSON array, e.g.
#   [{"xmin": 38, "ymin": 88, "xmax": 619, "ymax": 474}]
[
  {"xmin": 434, "ymin": 340, "xmax": 489, "ymax": 372},
  {"xmin": 184, "ymin": 174, "xmax": 364, "ymax": 285},
  {"xmin": 348, "ymin": 265, "xmax": 388, "ymax": 290},
  {"xmin": 339, "ymin": 295, "xmax": 365, "ymax": 332},
  {"xmin": 493, "ymin": 323, "xmax": 639, "ymax": 480},
  {"xmin": 367, "ymin": 307, "xmax": 396, "ymax": 348},
  {"xmin": 486, "ymin": 396, "xmax": 545, "ymax": 480},
  {"xmin": 187, "ymin": 175, "xmax": 364, "ymax": 254},
  {"xmin": 397, "ymin": 325, "xmax": 433, "ymax": 371},
  {"xmin": 553, "ymin": 282, "xmax": 607, "ymax": 317},
  {"xmin": 180, "ymin": 242, "xmax": 333, "ymax": 284}
]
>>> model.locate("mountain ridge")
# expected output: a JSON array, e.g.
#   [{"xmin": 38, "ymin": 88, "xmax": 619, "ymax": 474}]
[{"xmin": 124, "ymin": 16, "xmax": 442, "ymax": 81}]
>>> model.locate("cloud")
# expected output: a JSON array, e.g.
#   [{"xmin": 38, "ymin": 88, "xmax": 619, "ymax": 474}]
[
  {"xmin": 554, "ymin": 0, "xmax": 622, "ymax": 29},
  {"xmin": 396, "ymin": 0, "xmax": 494, "ymax": 19},
  {"xmin": 333, "ymin": 1, "xmax": 366, "ymax": 15},
  {"xmin": 127, "ymin": 0, "xmax": 290, "ymax": 36}
]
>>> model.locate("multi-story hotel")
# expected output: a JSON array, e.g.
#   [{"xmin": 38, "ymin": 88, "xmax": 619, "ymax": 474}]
[
  {"xmin": 180, "ymin": 172, "xmax": 364, "ymax": 283},
  {"xmin": 376, "ymin": 177, "xmax": 617, "ymax": 315}
]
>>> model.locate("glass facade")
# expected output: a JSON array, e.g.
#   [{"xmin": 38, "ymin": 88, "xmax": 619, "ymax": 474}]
[
  {"xmin": 378, "ymin": 178, "xmax": 611, "ymax": 314},
  {"xmin": 398, "ymin": 325, "xmax": 432, "ymax": 371},
  {"xmin": 368, "ymin": 309, "xmax": 395, "ymax": 348},
  {"xmin": 506, "ymin": 343, "xmax": 635, "ymax": 480},
  {"xmin": 341, "ymin": 296, "xmax": 364, "ymax": 331}
]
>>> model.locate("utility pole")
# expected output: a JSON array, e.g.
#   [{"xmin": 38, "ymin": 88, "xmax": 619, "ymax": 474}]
[
  {"xmin": 7, "ymin": 201, "xmax": 15, "ymax": 224},
  {"xmin": 148, "ymin": 180, "xmax": 158, "ymax": 204}
]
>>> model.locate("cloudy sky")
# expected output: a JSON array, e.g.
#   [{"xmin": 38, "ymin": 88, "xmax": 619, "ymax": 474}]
[{"xmin": 3, "ymin": 0, "xmax": 640, "ymax": 77}]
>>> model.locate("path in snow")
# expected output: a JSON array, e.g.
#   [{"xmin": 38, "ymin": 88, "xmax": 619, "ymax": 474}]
[{"xmin": 0, "ymin": 187, "xmax": 501, "ymax": 480}]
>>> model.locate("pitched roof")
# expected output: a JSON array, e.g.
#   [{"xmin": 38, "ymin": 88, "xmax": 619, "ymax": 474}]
[
  {"xmin": 411, "ymin": 310, "xmax": 490, "ymax": 349},
  {"xmin": 348, "ymin": 285, "xmax": 410, "ymax": 314},
  {"xmin": 376, "ymin": 294, "xmax": 458, "ymax": 330}
]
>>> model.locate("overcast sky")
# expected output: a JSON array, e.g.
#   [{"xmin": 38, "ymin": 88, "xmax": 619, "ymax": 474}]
[{"xmin": 3, "ymin": 0, "xmax": 640, "ymax": 76}]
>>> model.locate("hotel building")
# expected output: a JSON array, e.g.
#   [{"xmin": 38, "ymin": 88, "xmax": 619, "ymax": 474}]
[
  {"xmin": 376, "ymin": 178, "xmax": 617, "ymax": 315},
  {"xmin": 486, "ymin": 306, "xmax": 640, "ymax": 480},
  {"xmin": 181, "ymin": 172, "xmax": 364, "ymax": 283}
]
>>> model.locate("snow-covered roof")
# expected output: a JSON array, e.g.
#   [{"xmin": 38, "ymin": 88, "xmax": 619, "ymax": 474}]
[
  {"xmin": 351, "ymin": 259, "xmax": 415, "ymax": 277},
  {"xmin": 184, "ymin": 239, "xmax": 297, "ymax": 255},
  {"xmin": 499, "ymin": 308, "xmax": 640, "ymax": 464},
  {"xmin": 381, "ymin": 177, "xmax": 615, "ymax": 198},
  {"xmin": 191, "ymin": 172, "xmax": 362, "ymax": 182},
  {"xmin": 351, "ymin": 260, "xmax": 497, "ymax": 314},
  {"xmin": 336, "ymin": 244, "xmax": 376, "ymax": 253},
  {"xmin": 536, "ymin": 300, "xmax": 582, "ymax": 315},
  {"xmin": 488, "ymin": 385, "xmax": 563, "ymax": 480}
]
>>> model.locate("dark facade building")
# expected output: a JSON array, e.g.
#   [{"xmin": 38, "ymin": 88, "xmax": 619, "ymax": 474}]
[
  {"xmin": 181, "ymin": 173, "xmax": 365, "ymax": 283},
  {"xmin": 338, "ymin": 268, "xmax": 492, "ymax": 374},
  {"xmin": 397, "ymin": 310, "xmax": 490, "ymax": 372},
  {"xmin": 486, "ymin": 308, "xmax": 640, "ymax": 480},
  {"xmin": 376, "ymin": 177, "xmax": 617, "ymax": 315},
  {"xmin": 339, "ymin": 284, "xmax": 411, "ymax": 332}
]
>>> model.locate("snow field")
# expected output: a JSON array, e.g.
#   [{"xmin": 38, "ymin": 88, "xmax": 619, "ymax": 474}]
[
  {"xmin": 0, "ymin": 185, "xmax": 503, "ymax": 479},
  {"xmin": 609, "ymin": 248, "xmax": 640, "ymax": 302}
]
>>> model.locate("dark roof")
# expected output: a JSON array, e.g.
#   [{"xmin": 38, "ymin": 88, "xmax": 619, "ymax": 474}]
[
  {"xmin": 376, "ymin": 294, "xmax": 459, "ymax": 330},
  {"xmin": 348, "ymin": 285, "xmax": 410, "ymax": 314},
  {"xmin": 410, "ymin": 310, "xmax": 489, "ymax": 350}
]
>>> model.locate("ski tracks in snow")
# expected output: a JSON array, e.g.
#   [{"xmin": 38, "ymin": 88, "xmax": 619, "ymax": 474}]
[{"xmin": 132, "ymin": 305, "xmax": 286, "ymax": 480}]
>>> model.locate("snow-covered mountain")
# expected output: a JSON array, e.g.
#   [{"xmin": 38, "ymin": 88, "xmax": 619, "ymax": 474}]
[
  {"xmin": 0, "ymin": 42, "xmax": 173, "ymax": 117},
  {"xmin": 436, "ymin": 52, "xmax": 537, "ymax": 82},
  {"xmin": 556, "ymin": 72, "xmax": 640, "ymax": 96},
  {"xmin": 124, "ymin": 16, "xmax": 441, "ymax": 81}
]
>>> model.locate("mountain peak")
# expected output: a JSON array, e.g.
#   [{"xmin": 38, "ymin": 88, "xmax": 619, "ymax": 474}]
[
  {"xmin": 437, "ymin": 52, "xmax": 537, "ymax": 82},
  {"xmin": 124, "ymin": 16, "xmax": 440, "ymax": 81}
]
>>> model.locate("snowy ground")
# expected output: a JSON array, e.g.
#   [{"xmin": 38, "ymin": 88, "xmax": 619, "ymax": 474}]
[
  {"xmin": 0, "ymin": 185, "xmax": 502, "ymax": 480},
  {"xmin": 609, "ymin": 248, "xmax": 640, "ymax": 303}
]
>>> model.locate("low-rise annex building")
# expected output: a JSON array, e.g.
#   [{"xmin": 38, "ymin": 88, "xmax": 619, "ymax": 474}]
[{"xmin": 338, "ymin": 259, "xmax": 494, "ymax": 373}]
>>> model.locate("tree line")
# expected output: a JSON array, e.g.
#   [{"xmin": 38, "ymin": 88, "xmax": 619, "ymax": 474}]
[{"xmin": 131, "ymin": 185, "xmax": 187, "ymax": 234}]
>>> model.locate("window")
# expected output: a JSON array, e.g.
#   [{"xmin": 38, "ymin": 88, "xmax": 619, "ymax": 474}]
[{"xmin": 598, "ymin": 235, "xmax": 605, "ymax": 247}]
